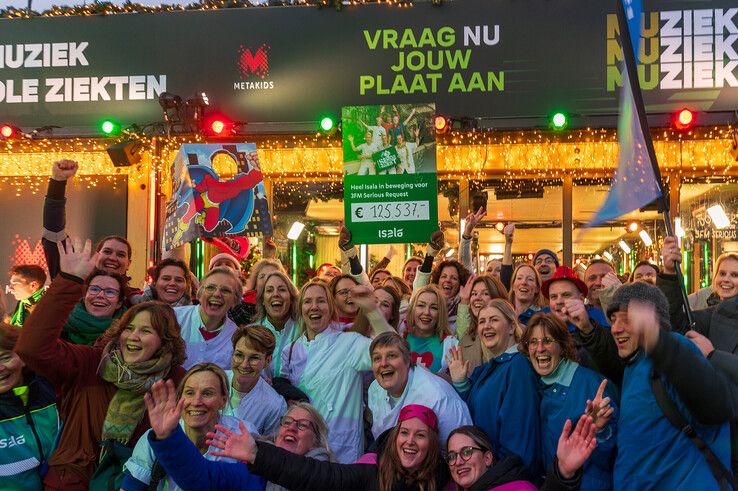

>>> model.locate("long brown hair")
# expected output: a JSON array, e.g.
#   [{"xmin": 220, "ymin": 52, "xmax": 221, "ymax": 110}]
[
  {"xmin": 508, "ymin": 264, "xmax": 545, "ymax": 308},
  {"xmin": 377, "ymin": 419, "xmax": 442, "ymax": 491},
  {"xmin": 98, "ymin": 301, "xmax": 186, "ymax": 367}
]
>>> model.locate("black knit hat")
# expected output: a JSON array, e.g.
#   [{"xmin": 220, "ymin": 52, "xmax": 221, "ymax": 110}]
[{"xmin": 606, "ymin": 282, "xmax": 671, "ymax": 331}]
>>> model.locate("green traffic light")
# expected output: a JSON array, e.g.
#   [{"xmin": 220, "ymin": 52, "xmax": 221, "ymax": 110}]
[
  {"xmin": 320, "ymin": 117, "xmax": 334, "ymax": 132},
  {"xmin": 551, "ymin": 112, "xmax": 567, "ymax": 129},
  {"xmin": 101, "ymin": 120, "xmax": 117, "ymax": 134}
]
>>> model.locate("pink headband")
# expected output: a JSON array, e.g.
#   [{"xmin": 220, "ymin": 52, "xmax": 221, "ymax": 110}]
[{"xmin": 398, "ymin": 404, "xmax": 438, "ymax": 432}]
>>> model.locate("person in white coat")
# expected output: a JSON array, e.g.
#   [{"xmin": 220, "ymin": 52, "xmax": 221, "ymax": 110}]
[
  {"xmin": 223, "ymin": 324, "xmax": 287, "ymax": 436},
  {"xmin": 368, "ymin": 331, "xmax": 472, "ymax": 449},
  {"xmin": 279, "ymin": 280, "xmax": 392, "ymax": 463},
  {"xmin": 254, "ymin": 270, "xmax": 299, "ymax": 378},
  {"xmin": 174, "ymin": 267, "xmax": 241, "ymax": 370}
]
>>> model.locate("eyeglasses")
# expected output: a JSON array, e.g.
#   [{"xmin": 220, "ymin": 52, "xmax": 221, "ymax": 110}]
[
  {"xmin": 280, "ymin": 416, "xmax": 316, "ymax": 433},
  {"xmin": 446, "ymin": 446, "xmax": 485, "ymax": 465},
  {"xmin": 232, "ymin": 352, "xmax": 266, "ymax": 366},
  {"xmin": 203, "ymin": 284, "xmax": 235, "ymax": 296},
  {"xmin": 527, "ymin": 337, "xmax": 555, "ymax": 348},
  {"xmin": 87, "ymin": 285, "xmax": 120, "ymax": 299}
]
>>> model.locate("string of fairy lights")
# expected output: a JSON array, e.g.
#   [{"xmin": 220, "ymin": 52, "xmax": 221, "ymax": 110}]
[
  {"xmin": 0, "ymin": 0, "xmax": 423, "ymax": 19},
  {"xmin": 0, "ymin": 126, "xmax": 736, "ymax": 198}
]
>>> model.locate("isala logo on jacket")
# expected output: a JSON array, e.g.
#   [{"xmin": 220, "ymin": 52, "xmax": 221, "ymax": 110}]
[{"xmin": 0, "ymin": 434, "xmax": 26, "ymax": 448}]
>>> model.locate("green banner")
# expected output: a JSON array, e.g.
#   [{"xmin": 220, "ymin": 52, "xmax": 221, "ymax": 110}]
[{"xmin": 342, "ymin": 103, "xmax": 437, "ymax": 244}]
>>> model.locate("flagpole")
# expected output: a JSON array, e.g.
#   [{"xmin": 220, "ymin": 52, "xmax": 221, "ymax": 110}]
[{"xmin": 614, "ymin": 0, "xmax": 695, "ymax": 327}]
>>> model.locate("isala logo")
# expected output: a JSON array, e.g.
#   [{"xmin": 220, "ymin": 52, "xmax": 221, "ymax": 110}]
[
  {"xmin": 234, "ymin": 44, "xmax": 275, "ymax": 91},
  {"xmin": 0, "ymin": 434, "xmax": 26, "ymax": 448}
]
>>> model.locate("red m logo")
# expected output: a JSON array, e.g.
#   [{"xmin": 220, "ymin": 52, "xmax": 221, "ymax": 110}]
[{"xmin": 238, "ymin": 45, "xmax": 269, "ymax": 79}]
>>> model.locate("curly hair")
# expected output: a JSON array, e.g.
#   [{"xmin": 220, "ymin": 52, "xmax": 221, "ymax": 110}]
[
  {"xmin": 429, "ymin": 259, "xmax": 471, "ymax": 295},
  {"xmin": 98, "ymin": 301, "xmax": 186, "ymax": 368},
  {"xmin": 520, "ymin": 312, "xmax": 577, "ymax": 362}
]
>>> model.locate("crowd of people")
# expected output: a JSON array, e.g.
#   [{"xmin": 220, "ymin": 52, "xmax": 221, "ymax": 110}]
[{"xmin": 1, "ymin": 159, "xmax": 737, "ymax": 490}]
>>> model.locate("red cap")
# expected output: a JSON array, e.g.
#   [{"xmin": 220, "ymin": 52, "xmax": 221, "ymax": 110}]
[
  {"xmin": 398, "ymin": 404, "xmax": 438, "ymax": 432},
  {"xmin": 541, "ymin": 266, "xmax": 588, "ymax": 299}
]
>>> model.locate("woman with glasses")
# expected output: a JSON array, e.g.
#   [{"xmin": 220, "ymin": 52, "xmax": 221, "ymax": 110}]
[
  {"xmin": 224, "ymin": 324, "xmax": 287, "ymax": 436},
  {"xmin": 521, "ymin": 313, "xmax": 617, "ymax": 490},
  {"xmin": 447, "ymin": 299, "xmax": 541, "ymax": 477},
  {"xmin": 16, "ymin": 238, "xmax": 187, "ymax": 489},
  {"xmin": 145, "ymin": 383, "xmax": 449, "ymax": 491},
  {"xmin": 121, "ymin": 363, "xmax": 255, "ymax": 491},
  {"xmin": 174, "ymin": 267, "xmax": 243, "ymax": 370},
  {"xmin": 446, "ymin": 422, "xmax": 596, "ymax": 491},
  {"xmin": 57, "ymin": 269, "xmax": 128, "ymax": 345},
  {"xmin": 329, "ymin": 274, "xmax": 361, "ymax": 331}
]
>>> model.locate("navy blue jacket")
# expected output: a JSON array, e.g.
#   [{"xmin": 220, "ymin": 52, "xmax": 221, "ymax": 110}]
[{"xmin": 454, "ymin": 349, "xmax": 541, "ymax": 477}]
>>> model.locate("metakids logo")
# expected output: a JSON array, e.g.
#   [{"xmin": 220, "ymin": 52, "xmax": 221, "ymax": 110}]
[
  {"xmin": 234, "ymin": 43, "xmax": 274, "ymax": 91},
  {"xmin": 606, "ymin": 8, "xmax": 738, "ymax": 91}
]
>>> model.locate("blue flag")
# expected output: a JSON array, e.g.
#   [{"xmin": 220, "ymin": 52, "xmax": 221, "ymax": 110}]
[{"xmin": 586, "ymin": 0, "xmax": 662, "ymax": 227}]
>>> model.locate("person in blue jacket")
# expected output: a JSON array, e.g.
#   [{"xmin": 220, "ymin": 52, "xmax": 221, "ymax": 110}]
[
  {"xmin": 447, "ymin": 298, "xmax": 541, "ymax": 477},
  {"xmin": 521, "ymin": 312, "xmax": 618, "ymax": 490},
  {"xmin": 0, "ymin": 323, "xmax": 60, "ymax": 491},
  {"xmin": 575, "ymin": 281, "xmax": 735, "ymax": 490}
]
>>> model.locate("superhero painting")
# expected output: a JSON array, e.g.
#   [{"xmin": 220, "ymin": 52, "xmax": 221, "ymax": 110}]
[{"xmin": 163, "ymin": 144, "xmax": 273, "ymax": 251}]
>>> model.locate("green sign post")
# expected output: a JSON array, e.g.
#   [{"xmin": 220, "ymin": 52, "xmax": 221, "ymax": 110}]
[{"xmin": 342, "ymin": 103, "xmax": 438, "ymax": 244}]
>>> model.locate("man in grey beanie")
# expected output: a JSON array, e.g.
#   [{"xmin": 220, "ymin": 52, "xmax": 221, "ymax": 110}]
[{"xmin": 574, "ymin": 281, "xmax": 736, "ymax": 489}]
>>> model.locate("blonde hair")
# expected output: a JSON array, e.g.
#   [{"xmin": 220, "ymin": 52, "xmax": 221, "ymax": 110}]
[
  {"xmin": 483, "ymin": 298, "xmax": 523, "ymax": 342},
  {"xmin": 712, "ymin": 253, "xmax": 738, "ymax": 296},
  {"xmin": 406, "ymin": 284, "xmax": 450, "ymax": 338},
  {"xmin": 294, "ymin": 280, "xmax": 336, "ymax": 339},
  {"xmin": 508, "ymin": 264, "xmax": 545, "ymax": 309}
]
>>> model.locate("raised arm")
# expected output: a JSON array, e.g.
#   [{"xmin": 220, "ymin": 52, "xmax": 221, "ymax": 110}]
[
  {"xmin": 459, "ymin": 207, "xmax": 485, "ymax": 271},
  {"xmin": 413, "ymin": 230, "xmax": 444, "ymax": 291},
  {"xmin": 16, "ymin": 238, "xmax": 99, "ymax": 389},
  {"xmin": 500, "ymin": 224, "xmax": 514, "ymax": 290},
  {"xmin": 43, "ymin": 159, "xmax": 78, "ymax": 278}
]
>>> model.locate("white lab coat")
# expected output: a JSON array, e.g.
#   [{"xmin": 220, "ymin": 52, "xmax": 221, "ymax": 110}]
[
  {"xmin": 224, "ymin": 370, "xmax": 287, "ymax": 437},
  {"xmin": 368, "ymin": 366, "xmax": 472, "ymax": 449},
  {"xmin": 280, "ymin": 326, "xmax": 372, "ymax": 464},
  {"xmin": 174, "ymin": 305, "xmax": 237, "ymax": 370}
]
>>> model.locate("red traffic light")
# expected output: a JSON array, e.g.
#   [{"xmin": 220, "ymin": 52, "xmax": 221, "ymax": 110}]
[
  {"xmin": 434, "ymin": 115, "xmax": 449, "ymax": 133},
  {"xmin": 0, "ymin": 125, "xmax": 16, "ymax": 139},
  {"xmin": 203, "ymin": 115, "xmax": 234, "ymax": 137},
  {"xmin": 672, "ymin": 108, "xmax": 695, "ymax": 130}
]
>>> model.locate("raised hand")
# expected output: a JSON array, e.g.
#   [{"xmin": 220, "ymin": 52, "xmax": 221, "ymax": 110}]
[
  {"xmin": 385, "ymin": 245, "xmax": 397, "ymax": 261},
  {"xmin": 601, "ymin": 272, "xmax": 622, "ymax": 290},
  {"xmin": 627, "ymin": 299, "xmax": 661, "ymax": 353},
  {"xmin": 57, "ymin": 237, "xmax": 98, "ymax": 280},
  {"xmin": 445, "ymin": 345, "xmax": 469, "ymax": 383},
  {"xmin": 51, "ymin": 159, "xmax": 79, "ymax": 181},
  {"xmin": 502, "ymin": 223, "xmax": 514, "ymax": 243},
  {"xmin": 144, "ymin": 379, "xmax": 184, "ymax": 440},
  {"xmin": 686, "ymin": 330, "xmax": 715, "ymax": 358},
  {"xmin": 207, "ymin": 420, "xmax": 258, "ymax": 464},
  {"xmin": 463, "ymin": 207, "xmax": 486, "ymax": 238},
  {"xmin": 263, "ymin": 236, "xmax": 277, "ymax": 259},
  {"xmin": 428, "ymin": 230, "xmax": 445, "ymax": 255},
  {"xmin": 339, "ymin": 226, "xmax": 353, "ymax": 251},
  {"xmin": 585, "ymin": 379, "xmax": 614, "ymax": 432},
  {"xmin": 556, "ymin": 415, "xmax": 597, "ymax": 479},
  {"xmin": 661, "ymin": 236, "xmax": 681, "ymax": 275},
  {"xmin": 350, "ymin": 284, "xmax": 378, "ymax": 313},
  {"xmin": 459, "ymin": 274, "xmax": 475, "ymax": 304},
  {"xmin": 562, "ymin": 298, "xmax": 592, "ymax": 333}
]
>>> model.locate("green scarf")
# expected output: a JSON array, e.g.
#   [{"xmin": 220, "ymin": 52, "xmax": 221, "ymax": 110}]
[
  {"xmin": 98, "ymin": 342, "xmax": 173, "ymax": 445},
  {"xmin": 62, "ymin": 301, "xmax": 122, "ymax": 346},
  {"xmin": 10, "ymin": 288, "xmax": 45, "ymax": 326}
]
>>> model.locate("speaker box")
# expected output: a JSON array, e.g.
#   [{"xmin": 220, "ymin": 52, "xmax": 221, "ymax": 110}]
[{"xmin": 107, "ymin": 140, "xmax": 143, "ymax": 168}]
